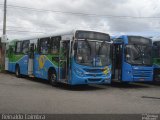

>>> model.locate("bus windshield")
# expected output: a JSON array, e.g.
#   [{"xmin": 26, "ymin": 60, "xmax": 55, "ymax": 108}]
[
  {"xmin": 75, "ymin": 39, "xmax": 111, "ymax": 67},
  {"xmin": 125, "ymin": 44, "xmax": 152, "ymax": 65}
]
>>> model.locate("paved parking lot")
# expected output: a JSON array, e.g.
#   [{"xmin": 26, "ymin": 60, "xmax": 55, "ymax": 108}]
[{"xmin": 0, "ymin": 73, "xmax": 160, "ymax": 114}]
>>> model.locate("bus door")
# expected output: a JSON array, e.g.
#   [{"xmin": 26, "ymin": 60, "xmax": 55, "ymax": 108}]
[
  {"xmin": 58, "ymin": 40, "xmax": 70, "ymax": 82},
  {"xmin": 112, "ymin": 43, "xmax": 123, "ymax": 81},
  {"xmin": 28, "ymin": 43, "xmax": 34, "ymax": 76}
]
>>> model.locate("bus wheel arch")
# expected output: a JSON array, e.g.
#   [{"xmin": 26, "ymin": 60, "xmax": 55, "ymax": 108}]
[
  {"xmin": 48, "ymin": 67, "xmax": 57, "ymax": 86},
  {"xmin": 15, "ymin": 64, "xmax": 21, "ymax": 78}
]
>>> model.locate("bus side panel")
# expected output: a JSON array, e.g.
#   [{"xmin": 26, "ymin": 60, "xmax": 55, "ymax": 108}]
[
  {"xmin": 34, "ymin": 54, "xmax": 46, "ymax": 79},
  {"xmin": 18, "ymin": 55, "xmax": 29, "ymax": 75},
  {"xmin": 8, "ymin": 55, "xmax": 25, "ymax": 73},
  {"xmin": 122, "ymin": 62, "xmax": 133, "ymax": 82},
  {"xmin": 8, "ymin": 63, "xmax": 15, "ymax": 72},
  {"xmin": 33, "ymin": 54, "xmax": 58, "ymax": 80}
]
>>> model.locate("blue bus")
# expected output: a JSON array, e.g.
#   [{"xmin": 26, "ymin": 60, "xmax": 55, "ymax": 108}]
[
  {"xmin": 5, "ymin": 30, "xmax": 112, "ymax": 85},
  {"xmin": 111, "ymin": 35, "xmax": 153, "ymax": 83},
  {"xmin": 152, "ymin": 40, "xmax": 160, "ymax": 81}
]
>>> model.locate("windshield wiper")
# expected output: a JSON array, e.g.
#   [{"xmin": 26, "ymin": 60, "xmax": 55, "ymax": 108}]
[
  {"xmin": 98, "ymin": 41, "xmax": 107, "ymax": 55},
  {"xmin": 133, "ymin": 44, "xmax": 143, "ymax": 61}
]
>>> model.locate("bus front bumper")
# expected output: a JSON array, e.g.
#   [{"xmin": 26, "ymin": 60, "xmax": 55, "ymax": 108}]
[{"xmin": 70, "ymin": 72, "xmax": 111, "ymax": 85}]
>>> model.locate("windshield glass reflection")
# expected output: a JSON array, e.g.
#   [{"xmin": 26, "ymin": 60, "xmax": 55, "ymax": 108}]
[
  {"xmin": 125, "ymin": 45, "xmax": 152, "ymax": 65},
  {"xmin": 75, "ymin": 40, "xmax": 111, "ymax": 67}
]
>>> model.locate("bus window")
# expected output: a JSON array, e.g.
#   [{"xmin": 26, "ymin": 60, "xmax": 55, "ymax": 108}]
[
  {"xmin": 50, "ymin": 37, "xmax": 60, "ymax": 54},
  {"xmin": 22, "ymin": 40, "xmax": 29, "ymax": 54},
  {"xmin": 39, "ymin": 38, "xmax": 50, "ymax": 54},
  {"xmin": 16, "ymin": 41, "xmax": 22, "ymax": 54}
]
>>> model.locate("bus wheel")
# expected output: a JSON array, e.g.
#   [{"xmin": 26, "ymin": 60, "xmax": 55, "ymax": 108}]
[
  {"xmin": 49, "ymin": 70, "xmax": 57, "ymax": 86},
  {"xmin": 15, "ymin": 66, "xmax": 21, "ymax": 78}
]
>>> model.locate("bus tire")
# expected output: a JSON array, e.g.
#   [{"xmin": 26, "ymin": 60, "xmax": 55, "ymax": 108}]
[
  {"xmin": 48, "ymin": 69, "xmax": 57, "ymax": 86},
  {"xmin": 15, "ymin": 65, "xmax": 21, "ymax": 78}
]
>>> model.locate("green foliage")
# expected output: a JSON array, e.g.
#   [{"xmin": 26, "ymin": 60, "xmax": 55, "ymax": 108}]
[{"xmin": 153, "ymin": 58, "xmax": 160, "ymax": 66}]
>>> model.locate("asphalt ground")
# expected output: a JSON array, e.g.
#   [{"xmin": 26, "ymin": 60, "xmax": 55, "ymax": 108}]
[{"xmin": 0, "ymin": 73, "xmax": 160, "ymax": 114}]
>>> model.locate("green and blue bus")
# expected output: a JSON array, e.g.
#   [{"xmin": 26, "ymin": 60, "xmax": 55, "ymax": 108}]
[
  {"xmin": 152, "ymin": 40, "xmax": 160, "ymax": 81},
  {"xmin": 112, "ymin": 35, "xmax": 153, "ymax": 83},
  {"xmin": 5, "ymin": 30, "xmax": 112, "ymax": 85}
]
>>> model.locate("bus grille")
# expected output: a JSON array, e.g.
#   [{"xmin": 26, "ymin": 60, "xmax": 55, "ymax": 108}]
[
  {"xmin": 133, "ymin": 69, "xmax": 152, "ymax": 78},
  {"xmin": 84, "ymin": 68, "xmax": 102, "ymax": 73},
  {"xmin": 83, "ymin": 68, "xmax": 104, "ymax": 77}
]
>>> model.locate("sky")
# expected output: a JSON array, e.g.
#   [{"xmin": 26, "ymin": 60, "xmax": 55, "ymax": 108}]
[{"xmin": 0, "ymin": 0, "xmax": 160, "ymax": 39}]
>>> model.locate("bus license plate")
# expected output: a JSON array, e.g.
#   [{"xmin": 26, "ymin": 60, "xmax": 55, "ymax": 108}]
[{"xmin": 139, "ymin": 79, "xmax": 145, "ymax": 81}]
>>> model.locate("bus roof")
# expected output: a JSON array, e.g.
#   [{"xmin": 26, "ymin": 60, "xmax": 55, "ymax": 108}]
[
  {"xmin": 10, "ymin": 29, "xmax": 76, "ymax": 41},
  {"xmin": 111, "ymin": 35, "xmax": 147, "ymax": 39},
  {"xmin": 9, "ymin": 29, "xmax": 110, "ymax": 42},
  {"xmin": 111, "ymin": 35, "xmax": 152, "ymax": 45},
  {"xmin": 152, "ymin": 36, "xmax": 160, "ymax": 42}
]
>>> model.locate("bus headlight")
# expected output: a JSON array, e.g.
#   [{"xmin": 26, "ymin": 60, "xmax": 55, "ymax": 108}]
[
  {"xmin": 78, "ymin": 56, "xmax": 82, "ymax": 61},
  {"xmin": 74, "ymin": 67, "xmax": 85, "ymax": 77}
]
